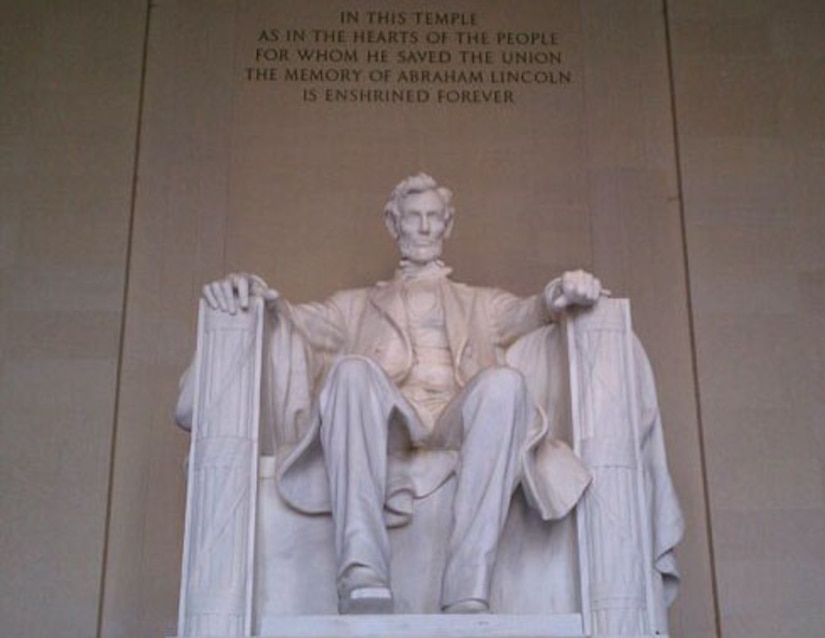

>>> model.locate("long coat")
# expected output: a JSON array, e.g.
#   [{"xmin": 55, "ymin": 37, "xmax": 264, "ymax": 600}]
[{"xmin": 272, "ymin": 274, "xmax": 592, "ymax": 525}]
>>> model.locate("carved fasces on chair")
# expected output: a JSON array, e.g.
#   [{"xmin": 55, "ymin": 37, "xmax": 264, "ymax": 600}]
[
  {"xmin": 178, "ymin": 299, "xmax": 264, "ymax": 637},
  {"xmin": 566, "ymin": 299, "xmax": 658, "ymax": 636}
]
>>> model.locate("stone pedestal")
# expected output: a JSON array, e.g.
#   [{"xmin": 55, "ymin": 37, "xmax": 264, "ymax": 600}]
[{"xmin": 169, "ymin": 611, "xmax": 671, "ymax": 638}]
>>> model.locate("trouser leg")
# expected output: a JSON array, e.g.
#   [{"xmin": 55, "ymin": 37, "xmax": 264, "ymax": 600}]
[
  {"xmin": 317, "ymin": 356, "xmax": 403, "ymax": 586},
  {"xmin": 439, "ymin": 366, "xmax": 532, "ymax": 608}
]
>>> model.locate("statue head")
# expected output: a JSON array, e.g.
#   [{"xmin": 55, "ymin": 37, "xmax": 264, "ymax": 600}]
[{"xmin": 384, "ymin": 173, "xmax": 455, "ymax": 265}]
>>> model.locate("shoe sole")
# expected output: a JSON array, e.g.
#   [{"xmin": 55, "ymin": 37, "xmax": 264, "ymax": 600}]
[{"xmin": 339, "ymin": 586, "xmax": 394, "ymax": 614}]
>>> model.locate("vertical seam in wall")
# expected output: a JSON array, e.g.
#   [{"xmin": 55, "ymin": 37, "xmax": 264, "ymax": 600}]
[
  {"xmin": 575, "ymin": 0, "xmax": 596, "ymax": 274},
  {"xmin": 661, "ymin": 2, "xmax": 723, "ymax": 637},
  {"xmin": 95, "ymin": 2, "xmax": 154, "ymax": 637},
  {"xmin": 221, "ymin": 0, "xmax": 243, "ymax": 274}
]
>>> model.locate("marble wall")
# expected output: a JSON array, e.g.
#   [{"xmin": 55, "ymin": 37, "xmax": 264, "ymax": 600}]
[
  {"xmin": 0, "ymin": 1, "xmax": 822, "ymax": 637},
  {"xmin": 0, "ymin": 1, "xmax": 147, "ymax": 636},
  {"xmin": 669, "ymin": 1, "xmax": 825, "ymax": 635}
]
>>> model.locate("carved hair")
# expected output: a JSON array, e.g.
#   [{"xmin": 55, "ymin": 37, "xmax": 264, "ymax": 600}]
[{"xmin": 384, "ymin": 173, "xmax": 455, "ymax": 223}]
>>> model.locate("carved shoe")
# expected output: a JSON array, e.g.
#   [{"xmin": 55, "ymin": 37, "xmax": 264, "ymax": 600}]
[
  {"xmin": 337, "ymin": 565, "xmax": 394, "ymax": 615},
  {"xmin": 442, "ymin": 598, "xmax": 490, "ymax": 614}
]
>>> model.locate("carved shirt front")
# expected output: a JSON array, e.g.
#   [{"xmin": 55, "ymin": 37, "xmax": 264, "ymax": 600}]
[{"xmin": 400, "ymin": 273, "xmax": 457, "ymax": 430}]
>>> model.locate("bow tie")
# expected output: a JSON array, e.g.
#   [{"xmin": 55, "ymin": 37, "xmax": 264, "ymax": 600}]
[{"xmin": 396, "ymin": 260, "xmax": 453, "ymax": 280}]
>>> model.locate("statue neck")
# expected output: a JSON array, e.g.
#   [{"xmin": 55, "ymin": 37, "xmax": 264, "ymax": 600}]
[{"xmin": 396, "ymin": 259, "xmax": 452, "ymax": 280}]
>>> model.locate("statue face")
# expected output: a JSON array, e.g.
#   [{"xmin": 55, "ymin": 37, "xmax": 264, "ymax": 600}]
[{"xmin": 395, "ymin": 190, "xmax": 452, "ymax": 264}]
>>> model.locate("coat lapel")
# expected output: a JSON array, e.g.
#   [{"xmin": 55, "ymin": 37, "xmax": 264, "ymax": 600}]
[
  {"xmin": 369, "ymin": 276, "xmax": 474, "ymax": 381},
  {"xmin": 369, "ymin": 280, "xmax": 412, "ymax": 356},
  {"xmin": 439, "ymin": 280, "xmax": 471, "ymax": 370}
]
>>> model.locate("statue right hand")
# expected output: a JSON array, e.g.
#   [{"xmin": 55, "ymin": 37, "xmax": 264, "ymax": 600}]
[{"xmin": 202, "ymin": 272, "xmax": 279, "ymax": 314}]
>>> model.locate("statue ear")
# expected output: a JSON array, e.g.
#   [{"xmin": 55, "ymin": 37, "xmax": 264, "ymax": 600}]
[
  {"xmin": 384, "ymin": 210, "xmax": 400, "ymax": 240},
  {"xmin": 444, "ymin": 213, "xmax": 454, "ymax": 239}
]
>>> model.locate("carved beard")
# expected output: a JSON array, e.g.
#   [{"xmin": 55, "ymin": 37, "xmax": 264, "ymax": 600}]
[{"xmin": 397, "ymin": 235, "xmax": 444, "ymax": 264}]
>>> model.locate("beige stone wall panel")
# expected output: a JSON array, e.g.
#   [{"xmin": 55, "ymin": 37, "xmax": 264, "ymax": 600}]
[
  {"xmin": 668, "ymin": 0, "xmax": 825, "ymax": 635},
  {"xmin": 0, "ymin": 1, "xmax": 147, "ymax": 636},
  {"xmin": 0, "ymin": 1, "xmax": 717, "ymax": 636}
]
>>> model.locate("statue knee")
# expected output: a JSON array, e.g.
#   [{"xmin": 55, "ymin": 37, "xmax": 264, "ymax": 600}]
[
  {"xmin": 320, "ymin": 356, "xmax": 391, "ymax": 441},
  {"xmin": 461, "ymin": 367, "xmax": 531, "ymax": 441},
  {"xmin": 473, "ymin": 366, "xmax": 528, "ymax": 403},
  {"xmin": 326, "ymin": 356, "xmax": 383, "ymax": 389}
]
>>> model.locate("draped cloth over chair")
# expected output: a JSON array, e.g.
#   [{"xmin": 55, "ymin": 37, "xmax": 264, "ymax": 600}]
[{"xmin": 564, "ymin": 299, "xmax": 683, "ymax": 635}]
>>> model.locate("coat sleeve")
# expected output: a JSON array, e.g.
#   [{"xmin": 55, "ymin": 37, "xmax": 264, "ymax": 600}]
[
  {"xmin": 267, "ymin": 292, "xmax": 365, "ymax": 513},
  {"xmin": 264, "ymin": 291, "xmax": 363, "ymax": 449},
  {"xmin": 487, "ymin": 288, "xmax": 552, "ymax": 348},
  {"xmin": 276, "ymin": 292, "xmax": 350, "ymax": 355}
]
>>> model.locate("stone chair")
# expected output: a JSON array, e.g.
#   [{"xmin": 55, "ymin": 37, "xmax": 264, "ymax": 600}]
[{"xmin": 173, "ymin": 298, "xmax": 683, "ymax": 637}]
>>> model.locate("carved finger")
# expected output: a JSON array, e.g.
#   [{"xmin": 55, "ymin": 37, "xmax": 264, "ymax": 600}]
[
  {"xmin": 209, "ymin": 282, "xmax": 227, "ymax": 312},
  {"xmin": 203, "ymin": 284, "xmax": 219, "ymax": 309},
  {"xmin": 562, "ymin": 277, "xmax": 574, "ymax": 298},
  {"xmin": 551, "ymin": 293, "xmax": 569, "ymax": 311},
  {"xmin": 579, "ymin": 277, "xmax": 593, "ymax": 302},
  {"xmin": 249, "ymin": 274, "xmax": 268, "ymax": 297},
  {"xmin": 590, "ymin": 277, "xmax": 602, "ymax": 300},
  {"xmin": 236, "ymin": 275, "xmax": 250, "ymax": 310},
  {"xmin": 261, "ymin": 289, "xmax": 280, "ymax": 309},
  {"xmin": 221, "ymin": 279, "xmax": 236, "ymax": 314}
]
